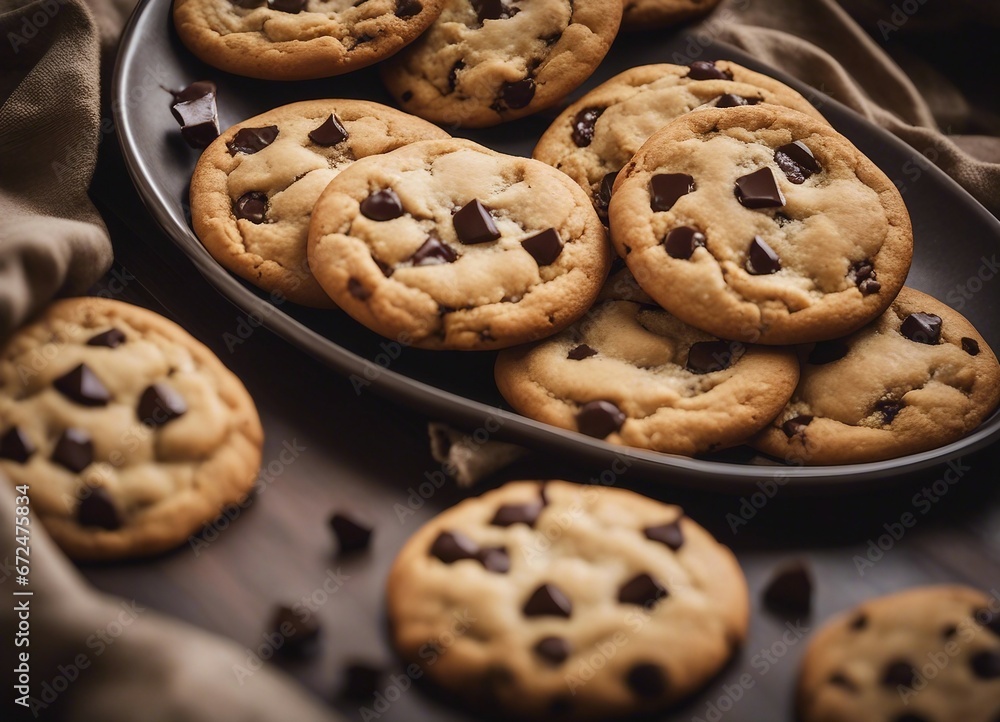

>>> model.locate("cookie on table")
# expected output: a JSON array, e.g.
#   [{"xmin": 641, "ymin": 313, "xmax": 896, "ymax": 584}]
[
  {"xmin": 0, "ymin": 298, "xmax": 263, "ymax": 560},
  {"xmin": 190, "ymin": 100, "xmax": 450, "ymax": 308},
  {"xmin": 173, "ymin": 0, "xmax": 446, "ymax": 80},
  {"xmin": 622, "ymin": 0, "xmax": 721, "ymax": 31},
  {"xmin": 380, "ymin": 0, "xmax": 621, "ymax": 127},
  {"xmin": 495, "ymin": 272, "xmax": 799, "ymax": 455},
  {"xmin": 387, "ymin": 480, "xmax": 749, "ymax": 719},
  {"xmin": 533, "ymin": 60, "xmax": 827, "ymax": 222},
  {"xmin": 609, "ymin": 104, "xmax": 913, "ymax": 345},
  {"xmin": 752, "ymin": 287, "xmax": 1000, "ymax": 465},
  {"xmin": 306, "ymin": 138, "xmax": 612, "ymax": 350},
  {"xmin": 797, "ymin": 585, "xmax": 1000, "ymax": 722}
]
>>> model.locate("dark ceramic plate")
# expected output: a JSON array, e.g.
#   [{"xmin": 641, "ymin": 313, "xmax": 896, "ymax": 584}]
[{"xmin": 113, "ymin": 0, "xmax": 1000, "ymax": 493}]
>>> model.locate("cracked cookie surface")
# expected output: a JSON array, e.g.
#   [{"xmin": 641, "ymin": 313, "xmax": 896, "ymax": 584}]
[
  {"xmin": 306, "ymin": 138, "xmax": 612, "ymax": 350},
  {"xmin": 387, "ymin": 480, "xmax": 749, "ymax": 720},
  {"xmin": 0, "ymin": 298, "xmax": 263, "ymax": 560},
  {"xmin": 797, "ymin": 585, "xmax": 1000, "ymax": 722},
  {"xmin": 533, "ymin": 61, "xmax": 827, "ymax": 222},
  {"xmin": 495, "ymin": 273, "xmax": 799, "ymax": 455},
  {"xmin": 380, "ymin": 0, "xmax": 621, "ymax": 127},
  {"xmin": 752, "ymin": 287, "xmax": 1000, "ymax": 465},
  {"xmin": 609, "ymin": 104, "xmax": 913, "ymax": 344},
  {"xmin": 173, "ymin": 0, "xmax": 446, "ymax": 80},
  {"xmin": 190, "ymin": 99, "xmax": 450, "ymax": 308},
  {"xmin": 622, "ymin": 0, "xmax": 721, "ymax": 30}
]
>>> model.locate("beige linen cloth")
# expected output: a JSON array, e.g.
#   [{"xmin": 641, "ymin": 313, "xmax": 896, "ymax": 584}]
[{"xmin": 1, "ymin": 0, "xmax": 998, "ymax": 718}]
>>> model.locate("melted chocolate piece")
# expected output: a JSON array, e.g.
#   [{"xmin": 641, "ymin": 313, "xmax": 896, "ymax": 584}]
[
  {"xmin": 962, "ymin": 337, "xmax": 980, "ymax": 355},
  {"xmin": 347, "ymin": 278, "xmax": 371, "ymax": 299},
  {"xmin": 762, "ymin": 561, "xmax": 812, "ymax": 616},
  {"xmin": 491, "ymin": 501, "xmax": 544, "ymax": 527},
  {"xmin": 268, "ymin": 0, "xmax": 306, "ymax": 12},
  {"xmin": 396, "ymin": 0, "xmax": 422, "ymax": 16},
  {"xmin": 626, "ymin": 663, "xmax": 667, "ymax": 698},
  {"xmin": 410, "ymin": 235, "xmax": 458, "ymax": 266},
  {"xmin": 774, "ymin": 141, "xmax": 820, "ymax": 184},
  {"xmin": 454, "ymin": 199, "xmax": 500, "ymax": 244},
  {"xmin": 309, "ymin": 114, "xmax": 349, "ymax": 146},
  {"xmin": 644, "ymin": 519, "xmax": 684, "ymax": 550},
  {"xmin": 572, "ymin": 107, "xmax": 603, "ymax": 147},
  {"xmin": 618, "ymin": 573, "xmax": 667, "ymax": 606},
  {"xmin": 746, "ymin": 236, "xmax": 781, "ymax": 275},
  {"xmin": 0, "ymin": 427, "xmax": 35, "ymax": 463},
  {"xmin": 735, "ymin": 168, "xmax": 785, "ymax": 209},
  {"xmin": 361, "ymin": 189, "xmax": 404, "ymax": 221},
  {"xmin": 234, "ymin": 192, "xmax": 267, "ymax": 223},
  {"xmin": 971, "ymin": 650, "xmax": 1000, "ymax": 679},
  {"xmin": 52, "ymin": 428, "xmax": 93, "ymax": 472},
  {"xmin": 847, "ymin": 259, "xmax": 880, "ymax": 295},
  {"xmin": 782, "ymin": 415, "xmax": 813, "ymax": 437},
  {"xmin": 86, "ymin": 328, "xmax": 126, "ymax": 348},
  {"xmin": 882, "ymin": 660, "xmax": 916, "ymax": 687},
  {"xmin": 498, "ymin": 78, "xmax": 535, "ymax": 110},
  {"xmin": 227, "ymin": 125, "xmax": 279, "ymax": 154},
  {"xmin": 269, "ymin": 605, "xmax": 320, "ymax": 655},
  {"xmin": 575, "ymin": 400, "xmax": 626, "ymax": 438},
  {"xmin": 849, "ymin": 613, "xmax": 868, "ymax": 630},
  {"xmin": 715, "ymin": 93, "xmax": 760, "ymax": 108},
  {"xmin": 807, "ymin": 339, "xmax": 849, "ymax": 365},
  {"xmin": 471, "ymin": 0, "xmax": 515, "ymax": 21},
  {"xmin": 686, "ymin": 340, "xmax": 736, "ymax": 374},
  {"xmin": 900, "ymin": 312, "xmax": 942, "ymax": 345},
  {"xmin": 595, "ymin": 171, "xmax": 619, "ymax": 223},
  {"xmin": 664, "ymin": 226, "xmax": 705, "ymax": 259},
  {"xmin": 138, "ymin": 383, "xmax": 187, "ymax": 427},
  {"xmin": 54, "ymin": 364, "xmax": 110, "ymax": 407},
  {"xmin": 77, "ymin": 488, "xmax": 121, "ymax": 530},
  {"xmin": 342, "ymin": 663, "xmax": 382, "ymax": 698},
  {"xmin": 687, "ymin": 61, "xmax": 732, "ymax": 80},
  {"xmin": 523, "ymin": 583, "xmax": 571, "ymax": 617},
  {"xmin": 430, "ymin": 530, "xmax": 479, "ymax": 563},
  {"xmin": 521, "ymin": 228, "xmax": 563, "ymax": 265},
  {"xmin": 828, "ymin": 672, "xmax": 858, "ymax": 692},
  {"xmin": 875, "ymin": 399, "xmax": 903, "ymax": 423},
  {"xmin": 567, "ymin": 344, "xmax": 597, "ymax": 360},
  {"xmin": 169, "ymin": 81, "xmax": 219, "ymax": 149},
  {"xmin": 329, "ymin": 511, "xmax": 373, "ymax": 553},
  {"xmin": 478, "ymin": 547, "xmax": 511, "ymax": 573},
  {"xmin": 534, "ymin": 636, "xmax": 571, "ymax": 665},
  {"xmin": 650, "ymin": 173, "xmax": 694, "ymax": 212}
]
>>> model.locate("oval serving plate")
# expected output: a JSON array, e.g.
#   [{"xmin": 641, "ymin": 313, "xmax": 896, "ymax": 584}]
[{"xmin": 113, "ymin": 0, "xmax": 1000, "ymax": 493}]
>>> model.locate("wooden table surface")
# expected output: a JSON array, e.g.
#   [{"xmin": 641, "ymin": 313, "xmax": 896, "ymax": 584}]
[{"xmin": 75, "ymin": 116, "xmax": 1000, "ymax": 722}]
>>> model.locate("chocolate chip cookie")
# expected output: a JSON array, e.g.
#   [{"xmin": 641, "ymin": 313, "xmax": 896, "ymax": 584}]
[
  {"xmin": 752, "ymin": 287, "xmax": 1000, "ymax": 465},
  {"xmin": 0, "ymin": 298, "xmax": 264, "ymax": 560},
  {"xmin": 380, "ymin": 0, "xmax": 622, "ymax": 127},
  {"xmin": 798, "ymin": 585, "xmax": 1000, "ymax": 722},
  {"xmin": 306, "ymin": 138, "xmax": 612, "ymax": 350},
  {"xmin": 387, "ymin": 480, "xmax": 749, "ymax": 719},
  {"xmin": 533, "ymin": 61, "xmax": 827, "ymax": 222},
  {"xmin": 609, "ymin": 104, "xmax": 913, "ymax": 344},
  {"xmin": 622, "ymin": 0, "xmax": 721, "ymax": 31},
  {"xmin": 173, "ymin": 0, "xmax": 446, "ymax": 80},
  {"xmin": 190, "ymin": 99, "xmax": 450, "ymax": 308},
  {"xmin": 494, "ymin": 275, "xmax": 799, "ymax": 455}
]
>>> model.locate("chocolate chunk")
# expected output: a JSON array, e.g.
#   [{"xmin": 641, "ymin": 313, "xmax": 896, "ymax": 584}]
[
  {"xmin": 595, "ymin": 171, "xmax": 618, "ymax": 223},
  {"xmin": 498, "ymin": 78, "xmax": 535, "ymax": 110},
  {"xmin": 876, "ymin": 399, "xmax": 903, "ymax": 423},
  {"xmin": 534, "ymin": 637, "xmax": 571, "ymax": 665},
  {"xmin": 974, "ymin": 607, "xmax": 1000, "ymax": 636},
  {"xmin": 807, "ymin": 339, "xmax": 849, "ymax": 365},
  {"xmin": 138, "ymin": 383, "xmax": 187, "ymax": 427},
  {"xmin": 900, "ymin": 313, "xmax": 942, "ymax": 345},
  {"xmin": 347, "ymin": 278, "xmax": 371, "ymax": 299},
  {"xmin": 491, "ymin": 501, "xmax": 544, "ymax": 527},
  {"xmin": 626, "ymin": 663, "xmax": 667, "ymax": 698},
  {"xmin": 309, "ymin": 114, "xmax": 349, "ymax": 146},
  {"xmin": 268, "ymin": 0, "xmax": 306, "ymax": 12},
  {"xmin": 448, "ymin": 61, "xmax": 465, "ymax": 91},
  {"xmin": 411, "ymin": 235, "xmax": 457, "ymax": 266},
  {"xmin": 361, "ymin": 189, "xmax": 404, "ymax": 221},
  {"xmin": 571, "ymin": 107, "xmax": 603, "ymax": 147},
  {"xmin": 523, "ymin": 583, "xmax": 572, "ymax": 617},
  {"xmin": 686, "ymin": 340, "xmax": 736, "ymax": 374},
  {"xmin": 227, "ymin": 125, "xmax": 279, "ymax": 155},
  {"xmin": 575, "ymin": 400, "xmax": 626, "ymax": 438},
  {"xmin": 942, "ymin": 624, "xmax": 958, "ymax": 639},
  {"xmin": 269, "ymin": 605, "xmax": 320, "ymax": 654},
  {"xmin": 847, "ymin": 259, "xmax": 880, "ymax": 295},
  {"xmin": 375, "ymin": 258, "xmax": 394, "ymax": 277},
  {"xmin": 971, "ymin": 650, "xmax": 1000, "ymax": 679},
  {"xmin": 430, "ymin": 530, "xmax": 479, "ymax": 563},
  {"xmin": 962, "ymin": 337, "xmax": 981, "ymax": 355},
  {"xmin": 782, "ymin": 415, "xmax": 813, "ymax": 437},
  {"xmin": 341, "ymin": 663, "xmax": 382, "ymax": 699},
  {"xmin": 567, "ymin": 344, "xmax": 597, "ymax": 360},
  {"xmin": 663, "ymin": 226, "xmax": 705, "ymax": 259},
  {"xmin": 169, "ymin": 81, "xmax": 219, "ymax": 149},
  {"xmin": 715, "ymin": 93, "xmax": 760, "ymax": 108},
  {"xmin": 234, "ymin": 191, "xmax": 268, "ymax": 223},
  {"xmin": 828, "ymin": 672, "xmax": 858, "ymax": 692},
  {"xmin": 618, "ymin": 573, "xmax": 667, "ymax": 607},
  {"xmin": 54, "ymin": 363, "xmax": 110, "ymax": 407},
  {"xmin": 0, "ymin": 427, "xmax": 35, "ymax": 463},
  {"xmin": 882, "ymin": 660, "xmax": 916, "ymax": 687},
  {"xmin": 735, "ymin": 168, "xmax": 785, "ymax": 209},
  {"xmin": 775, "ymin": 141, "xmax": 820, "ymax": 184},
  {"xmin": 521, "ymin": 228, "xmax": 563, "ymax": 265},
  {"xmin": 395, "ymin": 0, "xmax": 422, "ymax": 16},
  {"xmin": 849, "ymin": 613, "xmax": 868, "ymax": 630},
  {"xmin": 686, "ymin": 60, "xmax": 732, "ymax": 80},
  {"xmin": 77, "ymin": 488, "xmax": 121, "ymax": 530},
  {"xmin": 454, "ymin": 199, "xmax": 500, "ymax": 244},
  {"xmin": 86, "ymin": 328, "xmax": 126, "ymax": 348},
  {"xmin": 763, "ymin": 561, "xmax": 812, "ymax": 616},
  {"xmin": 472, "ymin": 0, "xmax": 515, "ymax": 22},
  {"xmin": 644, "ymin": 520, "xmax": 684, "ymax": 550},
  {"xmin": 650, "ymin": 173, "xmax": 695, "ymax": 212},
  {"xmin": 746, "ymin": 236, "xmax": 781, "ymax": 275},
  {"xmin": 52, "ymin": 428, "xmax": 93, "ymax": 472},
  {"xmin": 401, "ymin": 90, "xmax": 413, "ymax": 102},
  {"xmin": 329, "ymin": 511, "xmax": 373, "ymax": 553},
  {"xmin": 478, "ymin": 547, "xmax": 510, "ymax": 573}
]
